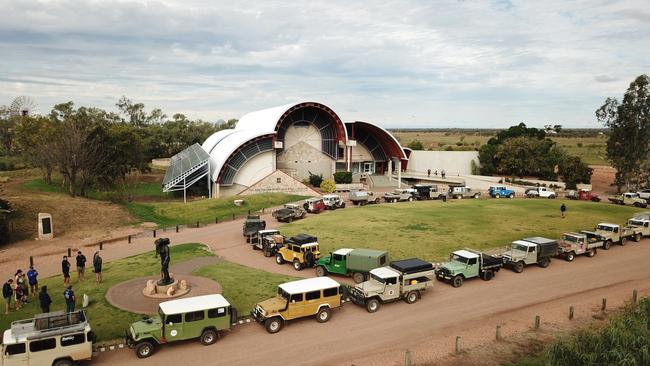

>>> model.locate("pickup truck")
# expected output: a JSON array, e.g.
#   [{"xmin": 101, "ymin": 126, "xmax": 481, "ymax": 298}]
[
  {"xmin": 348, "ymin": 258, "xmax": 434, "ymax": 312},
  {"xmin": 557, "ymin": 231, "xmax": 605, "ymax": 261},
  {"xmin": 315, "ymin": 248, "xmax": 389, "ymax": 283},
  {"xmin": 349, "ymin": 190, "xmax": 381, "ymax": 205},
  {"xmin": 608, "ymin": 192, "xmax": 648, "ymax": 208},
  {"xmin": 502, "ymin": 237, "xmax": 558, "ymax": 273},
  {"xmin": 249, "ymin": 229, "xmax": 284, "ymax": 257},
  {"xmin": 488, "ymin": 185, "xmax": 515, "ymax": 198},
  {"xmin": 627, "ymin": 217, "xmax": 650, "ymax": 237},
  {"xmin": 448, "ymin": 186, "xmax": 481, "ymax": 199},
  {"xmin": 243, "ymin": 215, "xmax": 266, "ymax": 242},
  {"xmin": 383, "ymin": 188, "xmax": 415, "ymax": 203},
  {"xmin": 525, "ymin": 187, "xmax": 556, "ymax": 199},
  {"xmin": 435, "ymin": 249, "xmax": 503, "ymax": 287},
  {"xmin": 595, "ymin": 222, "xmax": 643, "ymax": 247},
  {"xmin": 565, "ymin": 189, "xmax": 601, "ymax": 202}
]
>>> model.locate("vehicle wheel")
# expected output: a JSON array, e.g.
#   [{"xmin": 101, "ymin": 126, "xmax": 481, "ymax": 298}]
[
  {"xmin": 352, "ymin": 272, "xmax": 365, "ymax": 284},
  {"xmin": 495, "ymin": 194, "xmax": 500, "ymax": 199},
  {"xmin": 315, "ymin": 266, "xmax": 326, "ymax": 277},
  {"xmin": 200, "ymin": 329, "xmax": 218, "ymax": 345},
  {"xmin": 366, "ymin": 298, "xmax": 380, "ymax": 313},
  {"xmin": 287, "ymin": 217, "xmax": 293, "ymax": 223},
  {"xmin": 509, "ymin": 193, "xmax": 515, "ymax": 198},
  {"xmin": 301, "ymin": 212, "xmax": 307, "ymax": 219},
  {"xmin": 481, "ymin": 270, "xmax": 493, "ymax": 281},
  {"xmin": 474, "ymin": 194, "xmax": 480, "ymax": 199},
  {"xmin": 135, "ymin": 341, "xmax": 155, "ymax": 358},
  {"xmin": 635, "ymin": 233, "xmax": 642, "ymax": 242},
  {"xmin": 408, "ymin": 197, "xmax": 413, "ymax": 202},
  {"xmin": 263, "ymin": 247, "xmax": 272, "ymax": 257},
  {"xmin": 341, "ymin": 202, "xmax": 346, "ymax": 208},
  {"xmin": 565, "ymin": 252, "xmax": 575, "ymax": 262},
  {"xmin": 293, "ymin": 259, "xmax": 303, "ymax": 271},
  {"xmin": 586, "ymin": 248, "xmax": 597, "ymax": 257},
  {"xmin": 316, "ymin": 307, "xmax": 331, "ymax": 323},
  {"xmin": 620, "ymin": 237, "xmax": 627, "ymax": 246},
  {"xmin": 265, "ymin": 317, "xmax": 283, "ymax": 334},
  {"xmin": 458, "ymin": 195, "xmax": 463, "ymax": 200},
  {"xmin": 513, "ymin": 261, "xmax": 524, "ymax": 273},
  {"xmin": 405, "ymin": 291, "xmax": 419, "ymax": 304},
  {"xmin": 538, "ymin": 257, "xmax": 551, "ymax": 268},
  {"xmin": 452, "ymin": 275, "xmax": 463, "ymax": 288},
  {"xmin": 275, "ymin": 254, "xmax": 285, "ymax": 265},
  {"xmin": 53, "ymin": 359, "xmax": 74, "ymax": 366},
  {"xmin": 603, "ymin": 240, "xmax": 611, "ymax": 250},
  {"xmin": 246, "ymin": 237, "xmax": 251, "ymax": 244}
]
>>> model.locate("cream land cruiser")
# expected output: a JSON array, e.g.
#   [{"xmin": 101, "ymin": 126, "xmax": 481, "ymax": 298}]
[
  {"xmin": 1, "ymin": 310, "xmax": 94, "ymax": 366},
  {"xmin": 252, "ymin": 277, "xmax": 342, "ymax": 334}
]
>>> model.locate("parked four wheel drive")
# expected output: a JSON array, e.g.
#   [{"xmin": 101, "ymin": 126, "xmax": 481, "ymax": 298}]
[
  {"xmin": 448, "ymin": 186, "xmax": 481, "ymax": 199},
  {"xmin": 303, "ymin": 198, "xmax": 326, "ymax": 214},
  {"xmin": 383, "ymin": 188, "xmax": 416, "ymax": 203},
  {"xmin": 636, "ymin": 189, "xmax": 650, "ymax": 200},
  {"xmin": 627, "ymin": 217, "xmax": 650, "ymax": 237},
  {"xmin": 348, "ymin": 258, "xmax": 434, "ymax": 313},
  {"xmin": 243, "ymin": 215, "xmax": 266, "ymax": 242},
  {"xmin": 252, "ymin": 277, "xmax": 342, "ymax": 334},
  {"xmin": 595, "ymin": 223, "xmax": 642, "ymax": 248},
  {"xmin": 525, "ymin": 187, "xmax": 556, "ymax": 198},
  {"xmin": 125, "ymin": 295, "xmax": 236, "ymax": 359},
  {"xmin": 557, "ymin": 231, "xmax": 605, "ymax": 261},
  {"xmin": 435, "ymin": 249, "xmax": 503, "ymax": 287},
  {"xmin": 349, "ymin": 190, "xmax": 381, "ymax": 205},
  {"xmin": 566, "ymin": 189, "xmax": 601, "ymax": 202},
  {"xmin": 488, "ymin": 185, "xmax": 515, "ymax": 198},
  {"xmin": 272, "ymin": 204, "xmax": 307, "ymax": 223},
  {"xmin": 608, "ymin": 192, "xmax": 648, "ymax": 208},
  {"xmin": 249, "ymin": 229, "xmax": 284, "ymax": 257},
  {"xmin": 315, "ymin": 248, "xmax": 389, "ymax": 283},
  {"xmin": 502, "ymin": 237, "xmax": 558, "ymax": 273},
  {"xmin": 2, "ymin": 310, "xmax": 95, "ymax": 366},
  {"xmin": 275, "ymin": 234, "xmax": 320, "ymax": 270},
  {"xmin": 323, "ymin": 194, "xmax": 346, "ymax": 210}
]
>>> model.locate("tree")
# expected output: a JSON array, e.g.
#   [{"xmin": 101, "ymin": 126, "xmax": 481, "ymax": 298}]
[
  {"xmin": 407, "ymin": 140, "xmax": 424, "ymax": 150},
  {"xmin": 558, "ymin": 155, "xmax": 593, "ymax": 190},
  {"xmin": 116, "ymin": 96, "xmax": 146, "ymax": 127},
  {"xmin": 14, "ymin": 115, "xmax": 57, "ymax": 183},
  {"xmin": 479, "ymin": 123, "xmax": 546, "ymax": 175},
  {"xmin": 596, "ymin": 74, "xmax": 650, "ymax": 190},
  {"xmin": 0, "ymin": 197, "xmax": 11, "ymax": 245}
]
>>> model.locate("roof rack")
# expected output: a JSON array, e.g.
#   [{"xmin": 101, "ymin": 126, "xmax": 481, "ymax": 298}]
[{"xmin": 10, "ymin": 310, "xmax": 88, "ymax": 341}]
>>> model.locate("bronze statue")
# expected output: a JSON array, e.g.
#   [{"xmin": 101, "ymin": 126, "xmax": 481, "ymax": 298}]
[{"xmin": 155, "ymin": 238, "xmax": 173, "ymax": 285}]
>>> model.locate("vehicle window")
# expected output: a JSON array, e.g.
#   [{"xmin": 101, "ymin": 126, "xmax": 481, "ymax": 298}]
[
  {"xmin": 305, "ymin": 290, "xmax": 320, "ymax": 301},
  {"xmin": 452, "ymin": 254, "xmax": 468, "ymax": 264},
  {"xmin": 614, "ymin": 228, "xmax": 619, "ymax": 233},
  {"xmin": 513, "ymin": 244, "xmax": 527, "ymax": 252},
  {"xmin": 333, "ymin": 254, "xmax": 343, "ymax": 261},
  {"xmin": 29, "ymin": 338, "xmax": 56, "ymax": 352},
  {"xmin": 166, "ymin": 314, "xmax": 182, "ymax": 324},
  {"xmin": 208, "ymin": 307, "xmax": 227, "ymax": 318},
  {"xmin": 371, "ymin": 273, "xmax": 385, "ymax": 283},
  {"xmin": 292, "ymin": 245, "xmax": 301, "ymax": 253},
  {"xmin": 562, "ymin": 235, "xmax": 577, "ymax": 243},
  {"xmin": 379, "ymin": 255, "xmax": 386, "ymax": 265},
  {"xmin": 323, "ymin": 287, "xmax": 338, "ymax": 297},
  {"xmin": 597, "ymin": 225, "xmax": 613, "ymax": 232},
  {"xmin": 185, "ymin": 311, "xmax": 205, "ymax": 322},
  {"xmin": 386, "ymin": 277, "xmax": 397, "ymax": 285},
  {"xmin": 4, "ymin": 343, "xmax": 26, "ymax": 355},
  {"xmin": 277, "ymin": 288, "xmax": 289, "ymax": 300},
  {"xmin": 61, "ymin": 333, "xmax": 86, "ymax": 347},
  {"xmin": 290, "ymin": 293, "xmax": 303, "ymax": 303},
  {"xmin": 528, "ymin": 247, "xmax": 535, "ymax": 253},
  {"xmin": 468, "ymin": 258, "xmax": 477, "ymax": 265}
]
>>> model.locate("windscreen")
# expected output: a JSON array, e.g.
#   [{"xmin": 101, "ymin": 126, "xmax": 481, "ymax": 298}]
[
  {"xmin": 597, "ymin": 225, "xmax": 614, "ymax": 232},
  {"xmin": 562, "ymin": 235, "xmax": 578, "ymax": 243},
  {"xmin": 512, "ymin": 243, "xmax": 528, "ymax": 252},
  {"xmin": 277, "ymin": 288, "xmax": 289, "ymax": 300},
  {"xmin": 370, "ymin": 273, "xmax": 386, "ymax": 283},
  {"xmin": 452, "ymin": 254, "xmax": 468, "ymax": 263}
]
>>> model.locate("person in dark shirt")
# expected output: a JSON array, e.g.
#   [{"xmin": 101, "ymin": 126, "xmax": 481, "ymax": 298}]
[
  {"xmin": 63, "ymin": 285, "xmax": 75, "ymax": 313},
  {"xmin": 27, "ymin": 266, "xmax": 39, "ymax": 298},
  {"xmin": 93, "ymin": 251, "xmax": 103, "ymax": 284},
  {"xmin": 3, "ymin": 279, "xmax": 13, "ymax": 314},
  {"xmin": 76, "ymin": 251, "xmax": 87, "ymax": 281},
  {"xmin": 62, "ymin": 256, "xmax": 71, "ymax": 286},
  {"xmin": 39, "ymin": 286, "xmax": 52, "ymax": 313}
]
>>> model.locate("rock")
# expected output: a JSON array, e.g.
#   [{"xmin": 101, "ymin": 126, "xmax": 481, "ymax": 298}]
[
  {"xmin": 234, "ymin": 199, "xmax": 244, "ymax": 206},
  {"xmin": 166, "ymin": 286, "xmax": 176, "ymax": 297},
  {"xmin": 144, "ymin": 280, "xmax": 156, "ymax": 295},
  {"xmin": 179, "ymin": 280, "xmax": 188, "ymax": 290},
  {"xmin": 82, "ymin": 294, "xmax": 89, "ymax": 308}
]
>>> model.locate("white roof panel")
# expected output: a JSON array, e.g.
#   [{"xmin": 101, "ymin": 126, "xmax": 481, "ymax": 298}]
[
  {"xmin": 235, "ymin": 103, "xmax": 297, "ymax": 134},
  {"xmin": 512, "ymin": 240, "xmax": 535, "ymax": 247},
  {"xmin": 370, "ymin": 267, "xmax": 400, "ymax": 278},
  {"xmin": 333, "ymin": 248, "xmax": 353, "ymax": 256},
  {"xmin": 207, "ymin": 129, "xmax": 275, "ymax": 182},
  {"xmin": 279, "ymin": 277, "xmax": 340, "ymax": 294},
  {"xmin": 201, "ymin": 129, "xmax": 237, "ymax": 155},
  {"xmin": 453, "ymin": 250, "xmax": 479, "ymax": 259},
  {"xmin": 159, "ymin": 294, "xmax": 230, "ymax": 315}
]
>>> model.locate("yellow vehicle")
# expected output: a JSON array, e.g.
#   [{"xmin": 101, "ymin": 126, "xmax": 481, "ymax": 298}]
[
  {"xmin": 275, "ymin": 234, "xmax": 320, "ymax": 271},
  {"xmin": 252, "ymin": 277, "xmax": 342, "ymax": 334}
]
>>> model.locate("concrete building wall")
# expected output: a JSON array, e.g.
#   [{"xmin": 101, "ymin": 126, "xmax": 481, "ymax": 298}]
[
  {"xmin": 277, "ymin": 141, "xmax": 333, "ymax": 180},
  {"xmin": 232, "ymin": 151, "xmax": 274, "ymax": 187},
  {"xmin": 239, "ymin": 170, "xmax": 319, "ymax": 197},
  {"xmin": 406, "ymin": 151, "xmax": 479, "ymax": 175},
  {"xmin": 350, "ymin": 143, "xmax": 373, "ymax": 162}
]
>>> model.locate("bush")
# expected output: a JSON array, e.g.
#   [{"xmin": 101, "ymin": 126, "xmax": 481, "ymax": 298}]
[
  {"xmin": 333, "ymin": 171, "xmax": 352, "ymax": 184},
  {"xmin": 445, "ymin": 146, "xmax": 454, "ymax": 151},
  {"xmin": 320, "ymin": 179, "xmax": 336, "ymax": 193},
  {"xmin": 407, "ymin": 140, "xmax": 424, "ymax": 150},
  {"xmin": 308, "ymin": 172, "xmax": 323, "ymax": 187},
  {"xmin": 470, "ymin": 160, "xmax": 481, "ymax": 175},
  {"xmin": 0, "ymin": 198, "xmax": 12, "ymax": 245}
]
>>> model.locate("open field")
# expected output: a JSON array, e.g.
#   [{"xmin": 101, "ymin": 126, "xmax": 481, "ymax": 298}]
[
  {"xmin": 392, "ymin": 131, "xmax": 609, "ymax": 165},
  {"xmin": 281, "ymin": 199, "xmax": 643, "ymax": 262},
  {"xmin": 24, "ymin": 178, "xmax": 169, "ymax": 201}
]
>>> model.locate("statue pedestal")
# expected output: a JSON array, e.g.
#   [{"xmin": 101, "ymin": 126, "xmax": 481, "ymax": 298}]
[{"xmin": 142, "ymin": 278, "xmax": 190, "ymax": 299}]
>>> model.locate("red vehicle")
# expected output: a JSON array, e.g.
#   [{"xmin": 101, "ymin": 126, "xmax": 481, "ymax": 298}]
[
  {"xmin": 567, "ymin": 189, "xmax": 601, "ymax": 202},
  {"xmin": 303, "ymin": 198, "xmax": 326, "ymax": 213}
]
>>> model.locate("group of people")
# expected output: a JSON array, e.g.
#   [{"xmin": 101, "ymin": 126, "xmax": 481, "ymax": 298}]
[
  {"xmin": 3, "ymin": 250, "xmax": 103, "ymax": 315},
  {"xmin": 427, "ymin": 169, "xmax": 446, "ymax": 178}
]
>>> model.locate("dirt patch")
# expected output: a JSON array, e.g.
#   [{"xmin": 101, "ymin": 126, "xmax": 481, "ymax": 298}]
[{"xmin": 589, "ymin": 165, "xmax": 616, "ymax": 195}]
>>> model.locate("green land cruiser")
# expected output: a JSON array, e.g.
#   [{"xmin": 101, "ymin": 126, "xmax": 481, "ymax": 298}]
[{"xmin": 125, "ymin": 294, "xmax": 236, "ymax": 358}]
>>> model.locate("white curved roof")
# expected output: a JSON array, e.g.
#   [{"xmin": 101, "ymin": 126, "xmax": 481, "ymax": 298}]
[
  {"xmin": 202, "ymin": 129, "xmax": 238, "ymax": 155},
  {"xmin": 159, "ymin": 294, "xmax": 230, "ymax": 315},
  {"xmin": 345, "ymin": 120, "xmax": 407, "ymax": 160},
  {"xmin": 208, "ymin": 129, "xmax": 275, "ymax": 182},
  {"xmin": 279, "ymin": 277, "xmax": 340, "ymax": 294},
  {"xmin": 235, "ymin": 103, "xmax": 297, "ymax": 134}
]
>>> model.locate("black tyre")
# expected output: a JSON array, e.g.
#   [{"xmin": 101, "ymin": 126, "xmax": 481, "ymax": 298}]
[
  {"xmin": 340, "ymin": 202, "xmax": 346, "ymax": 208},
  {"xmin": 352, "ymin": 272, "xmax": 365, "ymax": 284},
  {"xmin": 304, "ymin": 251, "xmax": 315, "ymax": 266},
  {"xmin": 509, "ymin": 193, "xmax": 515, "ymax": 198},
  {"xmin": 586, "ymin": 248, "xmax": 597, "ymax": 257},
  {"xmin": 293, "ymin": 259, "xmax": 303, "ymax": 271},
  {"xmin": 620, "ymin": 237, "xmax": 627, "ymax": 246},
  {"xmin": 265, "ymin": 317, "xmax": 283, "ymax": 334},
  {"xmin": 263, "ymin": 247, "xmax": 272, "ymax": 257},
  {"xmin": 565, "ymin": 252, "xmax": 575, "ymax": 262},
  {"xmin": 315, "ymin": 266, "xmax": 326, "ymax": 277},
  {"xmin": 538, "ymin": 257, "xmax": 551, "ymax": 268},
  {"xmin": 316, "ymin": 307, "xmax": 331, "ymax": 323},
  {"xmin": 366, "ymin": 298, "xmax": 380, "ymax": 313},
  {"xmin": 513, "ymin": 261, "xmax": 524, "ymax": 273},
  {"xmin": 200, "ymin": 329, "xmax": 218, "ymax": 345},
  {"xmin": 474, "ymin": 193, "xmax": 480, "ymax": 199},
  {"xmin": 287, "ymin": 217, "xmax": 293, "ymax": 223},
  {"xmin": 135, "ymin": 341, "xmax": 155, "ymax": 358},
  {"xmin": 275, "ymin": 254, "xmax": 285, "ymax": 265},
  {"xmin": 405, "ymin": 291, "xmax": 419, "ymax": 304},
  {"xmin": 481, "ymin": 270, "xmax": 493, "ymax": 281},
  {"xmin": 53, "ymin": 359, "xmax": 74, "ymax": 366},
  {"xmin": 603, "ymin": 240, "xmax": 611, "ymax": 250},
  {"xmin": 495, "ymin": 194, "xmax": 500, "ymax": 199},
  {"xmin": 452, "ymin": 275, "xmax": 463, "ymax": 288},
  {"xmin": 634, "ymin": 233, "xmax": 642, "ymax": 242}
]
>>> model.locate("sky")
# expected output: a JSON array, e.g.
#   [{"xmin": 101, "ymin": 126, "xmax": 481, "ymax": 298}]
[{"xmin": 0, "ymin": 0, "xmax": 649, "ymax": 128}]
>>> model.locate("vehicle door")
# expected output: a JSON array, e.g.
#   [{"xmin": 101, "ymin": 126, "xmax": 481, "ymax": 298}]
[
  {"xmin": 382, "ymin": 275, "xmax": 400, "ymax": 300},
  {"xmin": 331, "ymin": 253, "xmax": 346, "ymax": 274},
  {"xmin": 2, "ymin": 343, "xmax": 28, "ymax": 366},
  {"xmin": 164, "ymin": 313, "xmax": 183, "ymax": 341},
  {"xmin": 304, "ymin": 290, "xmax": 322, "ymax": 315},
  {"xmin": 183, "ymin": 310, "xmax": 206, "ymax": 340},
  {"xmin": 466, "ymin": 257, "xmax": 479, "ymax": 278},
  {"xmin": 286, "ymin": 293, "xmax": 306, "ymax": 319},
  {"xmin": 250, "ymin": 233, "xmax": 260, "ymax": 246},
  {"xmin": 525, "ymin": 246, "xmax": 537, "ymax": 264}
]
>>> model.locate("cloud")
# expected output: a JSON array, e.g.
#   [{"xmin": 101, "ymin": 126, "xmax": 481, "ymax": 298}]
[{"xmin": 0, "ymin": 0, "xmax": 648, "ymax": 128}]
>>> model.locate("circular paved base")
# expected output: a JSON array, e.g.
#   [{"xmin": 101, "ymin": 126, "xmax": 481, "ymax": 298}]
[{"xmin": 106, "ymin": 275, "xmax": 222, "ymax": 314}]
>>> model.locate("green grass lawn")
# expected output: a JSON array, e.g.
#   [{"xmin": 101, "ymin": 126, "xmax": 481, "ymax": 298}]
[
  {"xmin": 23, "ymin": 178, "xmax": 170, "ymax": 201},
  {"xmin": 1, "ymin": 244, "xmax": 212, "ymax": 343},
  {"xmin": 193, "ymin": 262, "xmax": 299, "ymax": 316},
  {"xmin": 126, "ymin": 193, "xmax": 309, "ymax": 227},
  {"xmin": 280, "ymin": 199, "xmax": 644, "ymax": 262}
]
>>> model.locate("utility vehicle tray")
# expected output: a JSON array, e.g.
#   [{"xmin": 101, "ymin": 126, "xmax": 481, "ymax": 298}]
[{"xmin": 390, "ymin": 258, "xmax": 433, "ymax": 274}]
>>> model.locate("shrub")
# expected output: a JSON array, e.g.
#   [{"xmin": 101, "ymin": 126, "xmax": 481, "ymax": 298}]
[
  {"xmin": 445, "ymin": 146, "xmax": 454, "ymax": 151},
  {"xmin": 308, "ymin": 172, "xmax": 323, "ymax": 187},
  {"xmin": 320, "ymin": 179, "xmax": 336, "ymax": 193},
  {"xmin": 333, "ymin": 171, "xmax": 352, "ymax": 184},
  {"xmin": 470, "ymin": 160, "xmax": 481, "ymax": 175},
  {"xmin": 576, "ymin": 142, "xmax": 583, "ymax": 148},
  {"xmin": 0, "ymin": 198, "xmax": 12, "ymax": 244},
  {"xmin": 407, "ymin": 140, "xmax": 424, "ymax": 150}
]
